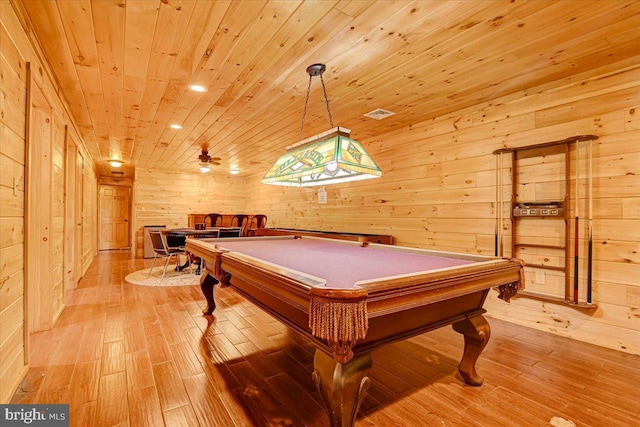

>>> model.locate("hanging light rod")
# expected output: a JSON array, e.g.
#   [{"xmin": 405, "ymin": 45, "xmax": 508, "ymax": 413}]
[{"xmin": 262, "ymin": 63, "xmax": 382, "ymax": 187}]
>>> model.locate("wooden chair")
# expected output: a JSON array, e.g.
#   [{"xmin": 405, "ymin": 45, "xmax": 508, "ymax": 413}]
[
  {"xmin": 203, "ymin": 213, "xmax": 222, "ymax": 227},
  {"xmin": 246, "ymin": 214, "xmax": 267, "ymax": 236},
  {"xmin": 230, "ymin": 214, "xmax": 249, "ymax": 235},
  {"xmin": 147, "ymin": 230, "xmax": 191, "ymax": 279}
]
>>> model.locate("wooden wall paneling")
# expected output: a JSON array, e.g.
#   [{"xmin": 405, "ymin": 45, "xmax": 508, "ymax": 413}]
[
  {"xmin": 26, "ymin": 76, "xmax": 54, "ymax": 333},
  {"xmin": 535, "ymin": 88, "xmax": 640, "ymax": 128},
  {"xmin": 0, "ymin": 76, "xmax": 26, "ymax": 136},
  {"xmin": 1, "ymin": 1, "xmax": 101, "ymax": 402},
  {"xmin": 133, "ymin": 169, "xmax": 247, "ymax": 257},
  {"xmin": 82, "ymin": 160, "xmax": 97, "ymax": 275},
  {"xmin": 469, "ymin": 67, "xmax": 640, "ymax": 131},
  {"xmin": 75, "ymin": 148, "xmax": 85, "ymax": 280},
  {"xmin": 0, "ymin": 245, "xmax": 25, "ymax": 314},
  {"xmin": 0, "ymin": 249, "xmax": 26, "ymax": 404},
  {"xmin": 622, "ymin": 196, "xmax": 640, "ymax": 218},
  {"xmin": 0, "ymin": 42, "xmax": 27, "ymax": 118},
  {"xmin": 51, "ymin": 115, "xmax": 65, "ymax": 321},
  {"xmin": 0, "ymin": 293, "xmax": 25, "ymax": 397},
  {"xmin": 625, "ymin": 106, "xmax": 640, "ymax": 130},
  {"xmin": 0, "ymin": 12, "xmax": 28, "ymax": 403},
  {"xmin": 64, "ymin": 135, "xmax": 77, "ymax": 290}
]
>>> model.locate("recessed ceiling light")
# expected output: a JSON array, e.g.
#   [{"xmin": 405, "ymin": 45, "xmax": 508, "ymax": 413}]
[
  {"xmin": 189, "ymin": 84, "xmax": 207, "ymax": 93},
  {"xmin": 108, "ymin": 159, "xmax": 124, "ymax": 168},
  {"xmin": 230, "ymin": 167, "xmax": 240, "ymax": 175},
  {"xmin": 169, "ymin": 124, "xmax": 182, "ymax": 129}
]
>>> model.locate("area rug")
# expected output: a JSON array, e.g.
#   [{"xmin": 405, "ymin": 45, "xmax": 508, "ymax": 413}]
[{"xmin": 125, "ymin": 267, "xmax": 200, "ymax": 287}]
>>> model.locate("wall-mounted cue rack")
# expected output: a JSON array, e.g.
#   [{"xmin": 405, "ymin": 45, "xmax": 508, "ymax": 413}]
[{"xmin": 493, "ymin": 135, "xmax": 598, "ymax": 310}]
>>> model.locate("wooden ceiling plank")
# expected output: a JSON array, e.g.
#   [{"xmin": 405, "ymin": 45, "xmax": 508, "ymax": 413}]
[
  {"xmin": 19, "ymin": 0, "xmax": 100, "ymax": 155},
  {"xmin": 201, "ymin": 1, "xmax": 500, "ymax": 165},
  {"xmin": 328, "ymin": 0, "xmax": 624, "ymax": 123},
  {"xmin": 146, "ymin": 0, "xmax": 269, "ymax": 169},
  {"xmin": 56, "ymin": 0, "xmax": 111, "ymax": 159},
  {"xmin": 321, "ymin": 1, "xmax": 508, "ymax": 96},
  {"xmin": 153, "ymin": 0, "xmax": 307, "ymax": 170},
  {"xmin": 124, "ymin": 0, "xmax": 159, "ymax": 161},
  {"xmin": 165, "ymin": 0, "xmax": 490, "ymax": 171},
  {"xmin": 439, "ymin": 15, "xmax": 640, "ymax": 114},
  {"xmin": 509, "ymin": 0, "xmax": 637, "ymax": 60},
  {"xmin": 15, "ymin": 0, "xmax": 640, "ymax": 177},
  {"xmin": 92, "ymin": 0, "xmax": 126, "ymax": 162},
  {"xmin": 324, "ymin": 0, "xmax": 482, "ymax": 88},
  {"xmin": 334, "ymin": 0, "xmax": 377, "ymax": 18},
  {"xmin": 181, "ymin": 0, "xmax": 413, "ymax": 168},
  {"xmin": 320, "ymin": 3, "xmax": 530, "ymax": 110},
  {"xmin": 150, "ymin": 0, "xmax": 232, "ymax": 160},
  {"xmin": 213, "ymin": 0, "xmax": 311, "ymax": 109},
  {"xmin": 169, "ymin": 1, "xmax": 347, "ymax": 169},
  {"xmin": 145, "ymin": 0, "xmax": 233, "ymax": 165},
  {"xmin": 317, "ymin": 1, "xmax": 637, "ymax": 131},
  {"xmin": 133, "ymin": 0, "xmax": 199, "ymax": 168}
]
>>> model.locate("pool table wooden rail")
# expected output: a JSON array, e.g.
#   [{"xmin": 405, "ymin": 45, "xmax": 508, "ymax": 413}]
[{"xmin": 257, "ymin": 227, "xmax": 393, "ymax": 244}]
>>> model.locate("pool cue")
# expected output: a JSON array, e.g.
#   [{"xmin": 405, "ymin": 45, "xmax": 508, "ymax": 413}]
[
  {"xmin": 587, "ymin": 138, "xmax": 593, "ymax": 303},
  {"xmin": 498, "ymin": 152, "xmax": 504, "ymax": 257},
  {"xmin": 573, "ymin": 140, "xmax": 580, "ymax": 304},
  {"xmin": 495, "ymin": 154, "xmax": 500, "ymax": 256}
]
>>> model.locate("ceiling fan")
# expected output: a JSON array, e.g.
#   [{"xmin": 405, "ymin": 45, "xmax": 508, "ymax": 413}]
[{"xmin": 198, "ymin": 147, "xmax": 221, "ymax": 172}]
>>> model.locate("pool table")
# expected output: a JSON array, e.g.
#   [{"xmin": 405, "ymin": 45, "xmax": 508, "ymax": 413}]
[{"xmin": 185, "ymin": 236, "xmax": 524, "ymax": 426}]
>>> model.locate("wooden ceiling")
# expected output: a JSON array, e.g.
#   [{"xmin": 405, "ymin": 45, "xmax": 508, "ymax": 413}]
[{"xmin": 13, "ymin": 0, "xmax": 640, "ymax": 179}]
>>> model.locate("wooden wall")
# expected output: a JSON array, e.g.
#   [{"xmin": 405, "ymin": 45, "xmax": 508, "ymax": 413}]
[
  {"xmin": 82, "ymin": 159, "xmax": 98, "ymax": 274},
  {"xmin": 0, "ymin": 7, "xmax": 28, "ymax": 402},
  {"xmin": 51, "ymin": 117, "xmax": 65, "ymax": 323},
  {"xmin": 245, "ymin": 63, "xmax": 640, "ymax": 354},
  {"xmin": 133, "ymin": 168, "xmax": 246, "ymax": 257},
  {"xmin": 0, "ymin": 1, "xmax": 99, "ymax": 402}
]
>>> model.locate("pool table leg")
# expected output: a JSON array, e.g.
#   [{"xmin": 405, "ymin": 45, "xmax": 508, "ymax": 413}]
[
  {"xmin": 312, "ymin": 350, "xmax": 372, "ymax": 427},
  {"xmin": 200, "ymin": 273, "xmax": 219, "ymax": 315},
  {"xmin": 452, "ymin": 314, "xmax": 491, "ymax": 386}
]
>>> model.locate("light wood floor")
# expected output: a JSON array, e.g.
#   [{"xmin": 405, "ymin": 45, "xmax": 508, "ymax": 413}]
[{"xmin": 11, "ymin": 251, "xmax": 640, "ymax": 426}]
